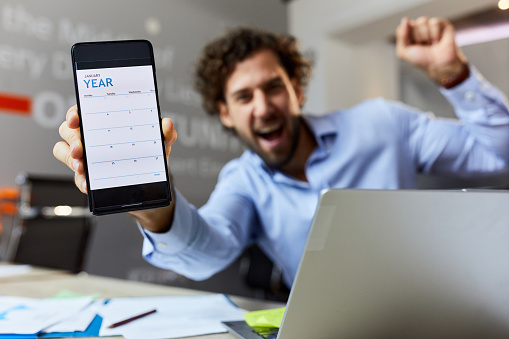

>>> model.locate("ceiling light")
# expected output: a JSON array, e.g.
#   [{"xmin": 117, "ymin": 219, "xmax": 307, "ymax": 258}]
[{"xmin": 456, "ymin": 21, "xmax": 509, "ymax": 46}]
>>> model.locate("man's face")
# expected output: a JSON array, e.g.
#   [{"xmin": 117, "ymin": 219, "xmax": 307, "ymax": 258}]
[{"xmin": 218, "ymin": 49, "xmax": 304, "ymax": 168}]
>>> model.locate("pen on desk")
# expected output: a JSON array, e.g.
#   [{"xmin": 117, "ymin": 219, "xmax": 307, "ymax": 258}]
[{"xmin": 107, "ymin": 309, "xmax": 157, "ymax": 329}]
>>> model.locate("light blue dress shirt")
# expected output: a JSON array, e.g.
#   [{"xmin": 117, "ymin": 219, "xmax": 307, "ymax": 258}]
[{"xmin": 141, "ymin": 67, "xmax": 509, "ymax": 287}]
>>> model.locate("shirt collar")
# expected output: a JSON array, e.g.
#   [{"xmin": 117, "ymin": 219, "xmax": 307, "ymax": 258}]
[
  {"xmin": 302, "ymin": 113, "xmax": 338, "ymax": 146},
  {"xmin": 302, "ymin": 114, "xmax": 338, "ymax": 141}
]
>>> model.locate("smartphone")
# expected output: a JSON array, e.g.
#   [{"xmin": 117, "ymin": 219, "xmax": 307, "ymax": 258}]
[{"xmin": 71, "ymin": 40, "xmax": 171, "ymax": 215}]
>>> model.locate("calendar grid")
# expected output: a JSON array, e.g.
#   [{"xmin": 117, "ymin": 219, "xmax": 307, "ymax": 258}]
[{"xmin": 76, "ymin": 65, "xmax": 166, "ymax": 190}]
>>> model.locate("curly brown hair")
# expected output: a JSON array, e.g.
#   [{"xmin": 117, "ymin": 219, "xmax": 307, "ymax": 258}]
[{"xmin": 194, "ymin": 27, "xmax": 312, "ymax": 116}]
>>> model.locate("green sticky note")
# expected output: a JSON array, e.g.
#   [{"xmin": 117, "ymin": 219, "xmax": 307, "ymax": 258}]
[
  {"xmin": 244, "ymin": 307, "xmax": 286, "ymax": 328},
  {"xmin": 49, "ymin": 289, "xmax": 100, "ymax": 299}
]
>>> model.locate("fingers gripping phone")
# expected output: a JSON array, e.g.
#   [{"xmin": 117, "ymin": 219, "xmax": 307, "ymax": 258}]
[{"xmin": 71, "ymin": 40, "xmax": 171, "ymax": 215}]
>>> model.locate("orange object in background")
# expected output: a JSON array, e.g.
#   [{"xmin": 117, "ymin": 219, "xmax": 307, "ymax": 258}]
[
  {"xmin": 0, "ymin": 187, "xmax": 19, "ymax": 234},
  {"xmin": 0, "ymin": 92, "xmax": 32, "ymax": 116}
]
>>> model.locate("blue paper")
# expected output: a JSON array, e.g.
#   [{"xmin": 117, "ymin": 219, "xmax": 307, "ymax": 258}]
[{"xmin": 38, "ymin": 315, "xmax": 102, "ymax": 338}]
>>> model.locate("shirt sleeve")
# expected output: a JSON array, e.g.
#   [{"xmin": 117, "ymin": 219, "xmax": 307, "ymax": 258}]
[
  {"xmin": 440, "ymin": 66, "xmax": 509, "ymax": 159},
  {"xmin": 139, "ymin": 161, "xmax": 257, "ymax": 281},
  {"xmin": 402, "ymin": 66, "xmax": 509, "ymax": 175}
]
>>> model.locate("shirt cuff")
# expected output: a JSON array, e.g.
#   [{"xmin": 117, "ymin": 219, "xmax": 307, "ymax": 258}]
[
  {"xmin": 140, "ymin": 188, "xmax": 196, "ymax": 255},
  {"xmin": 439, "ymin": 66, "xmax": 502, "ymax": 114}
]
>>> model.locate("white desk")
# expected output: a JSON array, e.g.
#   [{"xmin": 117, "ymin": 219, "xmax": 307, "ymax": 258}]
[
  {"xmin": 0, "ymin": 263, "xmax": 285, "ymax": 339},
  {"xmin": 0, "ymin": 262, "xmax": 68, "ymax": 282}
]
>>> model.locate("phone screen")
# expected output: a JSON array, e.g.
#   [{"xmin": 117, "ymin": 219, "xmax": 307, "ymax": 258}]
[{"xmin": 72, "ymin": 40, "xmax": 171, "ymax": 215}]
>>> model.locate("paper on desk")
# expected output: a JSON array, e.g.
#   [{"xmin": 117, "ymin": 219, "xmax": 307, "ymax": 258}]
[
  {"xmin": 0, "ymin": 296, "xmax": 94, "ymax": 334},
  {"xmin": 100, "ymin": 302, "xmax": 156, "ymax": 329},
  {"xmin": 244, "ymin": 307, "xmax": 286, "ymax": 328},
  {"xmin": 38, "ymin": 314, "xmax": 103, "ymax": 338},
  {"xmin": 0, "ymin": 265, "xmax": 32, "ymax": 278},
  {"xmin": 98, "ymin": 294, "xmax": 246, "ymax": 339},
  {"xmin": 42, "ymin": 299, "xmax": 104, "ymax": 333}
]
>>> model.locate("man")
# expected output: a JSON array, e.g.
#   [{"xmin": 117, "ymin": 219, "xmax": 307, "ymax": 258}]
[{"xmin": 54, "ymin": 17, "xmax": 509, "ymax": 288}]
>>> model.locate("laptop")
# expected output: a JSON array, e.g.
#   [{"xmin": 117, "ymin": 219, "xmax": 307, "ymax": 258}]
[{"xmin": 223, "ymin": 189, "xmax": 509, "ymax": 338}]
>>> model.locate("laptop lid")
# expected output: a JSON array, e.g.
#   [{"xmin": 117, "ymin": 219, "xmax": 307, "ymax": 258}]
[{"xmin": 277, "ymin": 189, "xmax": 509, "ymax": 338}]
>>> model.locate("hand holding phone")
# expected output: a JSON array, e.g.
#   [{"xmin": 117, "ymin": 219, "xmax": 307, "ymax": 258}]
[
  {"xmin": 70, "ymin": 40, "xmax": 172, "ymax": 215},
  {"xmin": 56, "ymin": 107, "xmax": 175, "ymax": 187}
]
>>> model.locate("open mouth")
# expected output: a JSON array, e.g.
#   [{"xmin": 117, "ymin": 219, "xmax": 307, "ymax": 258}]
[{"xmin": 256, "ymin": 124, "xmax": 284, "ymax": 141}]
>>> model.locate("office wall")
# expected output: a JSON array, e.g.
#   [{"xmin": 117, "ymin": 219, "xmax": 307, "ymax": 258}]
[
  {"xmin": 0, "ymin": 0, "xmax": 287, "ymax": 201},
  {"xmin": 288, "ymin": 0, "xmax": 498, "ymax": 114},
  {"xmin": 0, "ymin": 0, "xmax": 287, "ymax": 297}
]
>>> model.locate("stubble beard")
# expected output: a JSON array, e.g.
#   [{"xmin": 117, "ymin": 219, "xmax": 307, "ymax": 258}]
[{"xmin": 241, "ymin": 116, "xmax": 302, "ymax": 170}]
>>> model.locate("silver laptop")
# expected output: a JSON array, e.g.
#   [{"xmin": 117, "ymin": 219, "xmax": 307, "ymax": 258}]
[{"xmin": 224, "ymin": 189, "xmax": 509, "ymax": 338}]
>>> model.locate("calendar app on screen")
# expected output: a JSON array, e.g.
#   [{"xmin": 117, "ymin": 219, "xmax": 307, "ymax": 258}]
[{"xmin": 76, "ymin": 66, "xmax": 166, "ymax": 191}]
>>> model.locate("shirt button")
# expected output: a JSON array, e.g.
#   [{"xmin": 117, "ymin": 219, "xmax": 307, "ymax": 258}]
[
  {"xmin": 157, "ymin": 242, "xmax": 167, "ymax": 248},
  {"xmin": 464, "ymin": 92, "xmax": 475, "ymax": 100}
]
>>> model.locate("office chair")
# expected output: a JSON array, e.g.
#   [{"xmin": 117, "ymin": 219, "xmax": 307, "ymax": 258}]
[
  {"xmin": 5, "ymin": 173, "xmax": 94, "ymax": 273},
  {"xmin": 0, "ymin": 187, "xmax": 19, "ymax": 234},
  {"xmin": 239, "ymin": 245, "xmax": 290, "ymax": 302}
]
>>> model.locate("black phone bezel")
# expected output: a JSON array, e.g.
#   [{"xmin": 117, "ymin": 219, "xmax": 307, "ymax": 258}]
[{"xmin": 71, "ymin": 40, "xmax": 171, "ymax": 216}]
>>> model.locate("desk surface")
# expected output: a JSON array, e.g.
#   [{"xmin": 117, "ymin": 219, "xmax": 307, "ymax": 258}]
[
  {"xmin": 0, "ymin": 263, "xmax": 285, "ymax": 339},
  {"xmin": 0, "ymin": 262, "xmax": 68, "ymax": 283}
]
